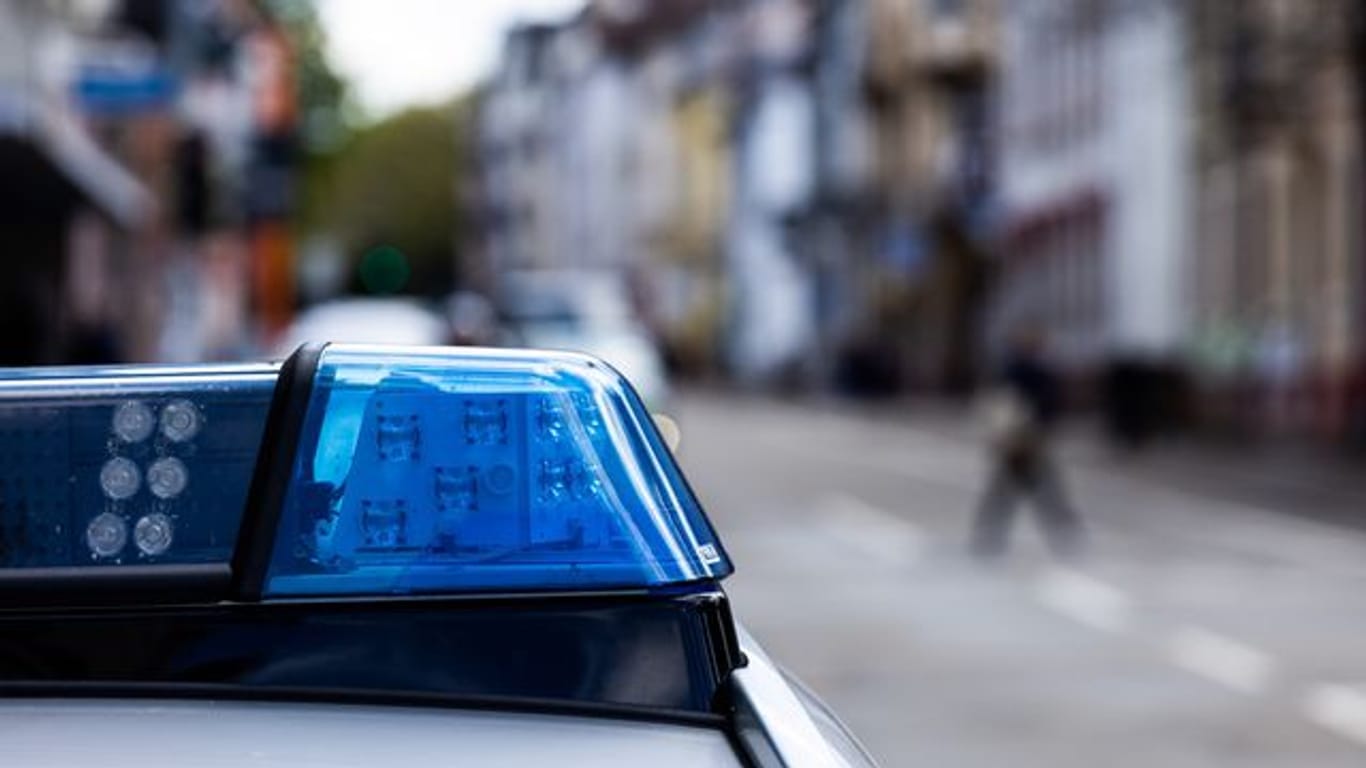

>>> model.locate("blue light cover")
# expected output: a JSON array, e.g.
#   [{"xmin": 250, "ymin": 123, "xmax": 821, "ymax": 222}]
[
  {"xmin": 264, "ymin": 345, "xmax": 731, "ymax": 596},
  {"xmin": 0, "ymin": 364, "xmax": 277, "ymax": 568}
]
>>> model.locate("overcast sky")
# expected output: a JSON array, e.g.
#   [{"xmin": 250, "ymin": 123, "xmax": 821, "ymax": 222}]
[{"xmin": 318, "ymin": 0, "xmax": 585, "ymax": 117}]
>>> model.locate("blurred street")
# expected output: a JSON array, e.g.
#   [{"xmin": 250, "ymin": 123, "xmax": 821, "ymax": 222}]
[
  {"xmin": 673, "ymin": 391, "xmax": 1366, "ymax": 767},
  {"xmin": 6, "ymin": 1, "xmax": 1366, "ymax": 762}
]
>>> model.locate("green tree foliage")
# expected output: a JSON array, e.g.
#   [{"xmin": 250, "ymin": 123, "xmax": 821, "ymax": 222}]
[
  {"xmin": 324, "ymin": 102, "xmax": 470, "ymax": 295},
  {"xmin": 266, "ymin": 0, "xmax": 471, "ymax": 296}
]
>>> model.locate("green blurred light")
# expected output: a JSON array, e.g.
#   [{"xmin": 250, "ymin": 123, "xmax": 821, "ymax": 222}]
[{"xmin": 359, "ymin": 245, "xmax": 410, "ymax": 294}]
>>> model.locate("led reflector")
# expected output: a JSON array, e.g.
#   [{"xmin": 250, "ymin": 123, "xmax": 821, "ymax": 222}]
[
  {"xmin": 0, "ymin": 363, "xmax": 276, "ymax": 568},
  {"xmin": 86, "ymin": 512, "xmax": 128, "ymax": 558},
  {"xmin": 146, "ymin": 457, "xmax": 189, "ymax": 500},
  {"xmin": 99, "ymin": 457, "xmax": 141, "ymax": 500},
  {"xmin": 134, "ymin": 512, "xmax": 175, "ymax": 556},
  {"xmin": 112, "ymin": 401, "xmax": 156, "ymax": 443}
]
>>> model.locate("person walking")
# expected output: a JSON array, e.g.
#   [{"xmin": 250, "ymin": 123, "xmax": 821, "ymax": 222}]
[{"xmin": 971, "ymin": 328, "xmax": 1083, "ymax": 558}]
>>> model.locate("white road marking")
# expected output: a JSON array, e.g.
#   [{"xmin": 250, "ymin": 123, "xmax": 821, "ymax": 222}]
[
  {"xmin": 1164, "ymin": 626, "xmax": 1274, "ymax": 695},
  {"xmin": 817, "ymin": 493, "xmax": 925, "ymax": 565},
  {"xmin": 751, "ymin": 431, "xmax": 980, "ymax": 492},
  {"xmin": 1303, "ymin": 684, "xmax": 1366, "ymax": 747},
  {"xmin": 1033, "ymin": 567, "xmax": 1132, "ymax": 633}
]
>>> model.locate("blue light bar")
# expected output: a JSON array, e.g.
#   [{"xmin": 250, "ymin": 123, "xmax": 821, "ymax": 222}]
[
  {"xmin": 263, "ymin": 345, "xmax": 731, "ymax": 597},
  {"xmin": 0, "ymin": 364, "xmax": 277, "ymax": 569}
]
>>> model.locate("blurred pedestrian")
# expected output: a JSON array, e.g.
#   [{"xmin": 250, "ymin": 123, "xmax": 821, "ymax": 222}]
[{"xmin": 971, "ymin": 327, "xmax": 1082, "ymax": 558}]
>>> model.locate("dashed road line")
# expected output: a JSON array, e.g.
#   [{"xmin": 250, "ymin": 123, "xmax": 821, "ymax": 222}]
[
  {"xmin": 1164, "ymin": 626, "xmax": 1275, "ymax": 695},
  {"xmin": 1031, "ymin": 569, "xmax": 1366, "ymax": 749},
  {"xmin": 816, "ymin": 492, "xmax": 1366, "ymax": 751},
  {"xmin": 817, "ymin": 493, "xmax": 925, "ymax": 565},
  {"xmin": 752, "ymin": 430, "xmax": 979, "ymax": 492},
  {"xmin": 1303, "ymin": 684, "xmax": 1366, "ymax": 747},
  {"xmin": 1032, "ymin": 567, "xmax": 1133, "ymax": 633}
]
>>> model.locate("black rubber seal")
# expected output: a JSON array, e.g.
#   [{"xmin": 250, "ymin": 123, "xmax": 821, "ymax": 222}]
[
  {"xmin": 0, "ymin": 563, "xmax": 230, "ymax": 608},
  {"xmin": 0, "ymin": 590, "xmax": 735, "ymax": 713},
  {"xmin": 231, "ymin": 343, "xmax": 325, "ymax": 601}
]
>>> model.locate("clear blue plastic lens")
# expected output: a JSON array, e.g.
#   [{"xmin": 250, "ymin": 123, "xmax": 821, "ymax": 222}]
[
  {"xmin": 264, "ymin": 345, "xmax": 731, "ymax": 596},
  {"xmin": 0, "ymin": 364, "xmax": 276, "ymax": 568}
]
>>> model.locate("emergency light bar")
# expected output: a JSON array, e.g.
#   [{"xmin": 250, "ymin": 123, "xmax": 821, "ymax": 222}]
[
  {"xmin": 261, "ymin": 345, "xmax": 731, "ymax": 596},
  {"xmin": 0, "ymin": 347, "xmax": 741, "ymax": 716},
  {"xmin": 0, "ymin": 345, "xmax": 731, "ymax": 601},
  {"xmin": 0, "ymin": 363, "xmax": 277, "ymax": 570}
]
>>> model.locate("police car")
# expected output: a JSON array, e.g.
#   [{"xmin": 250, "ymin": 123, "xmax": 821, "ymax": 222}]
[{"xmin": 0, "ymin": 344, "xmax": 876, "ymax": 767}]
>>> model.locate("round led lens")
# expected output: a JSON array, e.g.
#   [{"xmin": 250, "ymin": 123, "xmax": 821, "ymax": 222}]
[
  {"xmin": 146, "ymin": 456, "xmax": 189, "ymax": 499},
  {"xmin": 99, "ymin": 456, "xmax": 141, "ymax": 500},
  {"xmin": 134, "ymin": 513, "xmax": 174, "ymax": 557},
  {"xmin": 160, "ymin": 399, "xmax": 201, "ymax": 443},
  {"xmin": 86, "ymin": 512, "xmax": 128, "ymax": 558},
  {"xmin": 112, "ymin": 401, "xmax": 155, "ymax": 443}
]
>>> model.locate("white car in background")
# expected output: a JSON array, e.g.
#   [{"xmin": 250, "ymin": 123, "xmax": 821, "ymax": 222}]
[
  {"xmin": 273, "ymin": 298, "xmax": 450, "ymax": 356},
  {"xmin": 497, "ymin": 271, "xmax": 670, "ymax": 408}
]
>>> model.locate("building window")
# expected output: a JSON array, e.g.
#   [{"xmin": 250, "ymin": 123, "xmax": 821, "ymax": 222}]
[{"xmin": 930, "ymin": 0, "xmax": 964, "ymax": 19}]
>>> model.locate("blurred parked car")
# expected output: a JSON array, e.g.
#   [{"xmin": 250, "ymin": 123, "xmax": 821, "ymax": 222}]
[
  {"xmin": 273, "ymin": 298, "xmax": 451, "ymax": 357},
  {"xmin": 497, "ymin": 271, "xmax": 670, "ymax": 407}
]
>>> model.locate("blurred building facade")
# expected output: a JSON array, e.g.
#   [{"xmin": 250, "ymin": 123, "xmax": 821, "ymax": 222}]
[
  {"xmin": 0, "ymin": 0, "xmax": 297, "ymax": 365},
  {"xmin": 475, "ymin": 0, "xmax": 999, "ymax": 390},
  {"xmin": 833, "ymin": 0, "xmax": 996, "ymax": 393},
  {"xmin": 1188, "ymin": 0, "xmax": 1363, "ymax": 441},
  {"xmin": 474, "ymin": 0, "xmax": 1366, "ymax": 447},
  {"xmin": 995, "ymin": 0, "xmax": 1191, "ymax": 440},
  {"xmin": 0, "ymin": 0, "xmax": 152, "ymax": 364},
  {"xmin": 477, "ymin": 3, "xmax": 737, "ymax": 376},
  {"xmin": 972, "ymin": 0, "xmax": 1366, "ymax": 444}
]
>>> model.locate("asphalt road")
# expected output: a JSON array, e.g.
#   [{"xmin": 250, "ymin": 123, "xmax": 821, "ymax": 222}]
[{"xmin": 670, "ymin": 391, "xmax": 1366, "ymax": 767}]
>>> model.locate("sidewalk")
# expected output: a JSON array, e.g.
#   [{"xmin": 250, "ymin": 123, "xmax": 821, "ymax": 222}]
[
  {"xmin": 724, "ymin": 389, "xmax": 1366, "ymax": 534},
  {"xmin": 1087, "ymin": 437, "xmax": 1366, "ymax": 533}
]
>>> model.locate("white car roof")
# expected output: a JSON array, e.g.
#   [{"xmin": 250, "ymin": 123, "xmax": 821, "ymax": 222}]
[
  {"xmin": 275, "ymin": 299, "xmax": 448, "ymax": 355},
  {"xmin": 2, "ymin": 699, "xmax": 743, "ymax": 768}
]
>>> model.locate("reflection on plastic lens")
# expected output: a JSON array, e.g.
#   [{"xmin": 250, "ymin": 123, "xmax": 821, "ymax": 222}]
[
  {"xmin": 112, "ymin": 401, "xmax": 155, "ymax": 443},
  {"xmin": 86, "ymin": 512, "xmax": 128, "ymax": 558},
  {"xmin": 160, "ymin": 399, "xmax": 201, "ymax": 442},
  {"xmin": 134, "ymin": 512, "xmax": 174, "ymax": 556},
  {"xmin": 146, "ymin": 456, "xmax": 189, "ymax": 499},
  {"xmin": 99, "ymin": 456, "xmax": 141, "ymax": 500}
]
